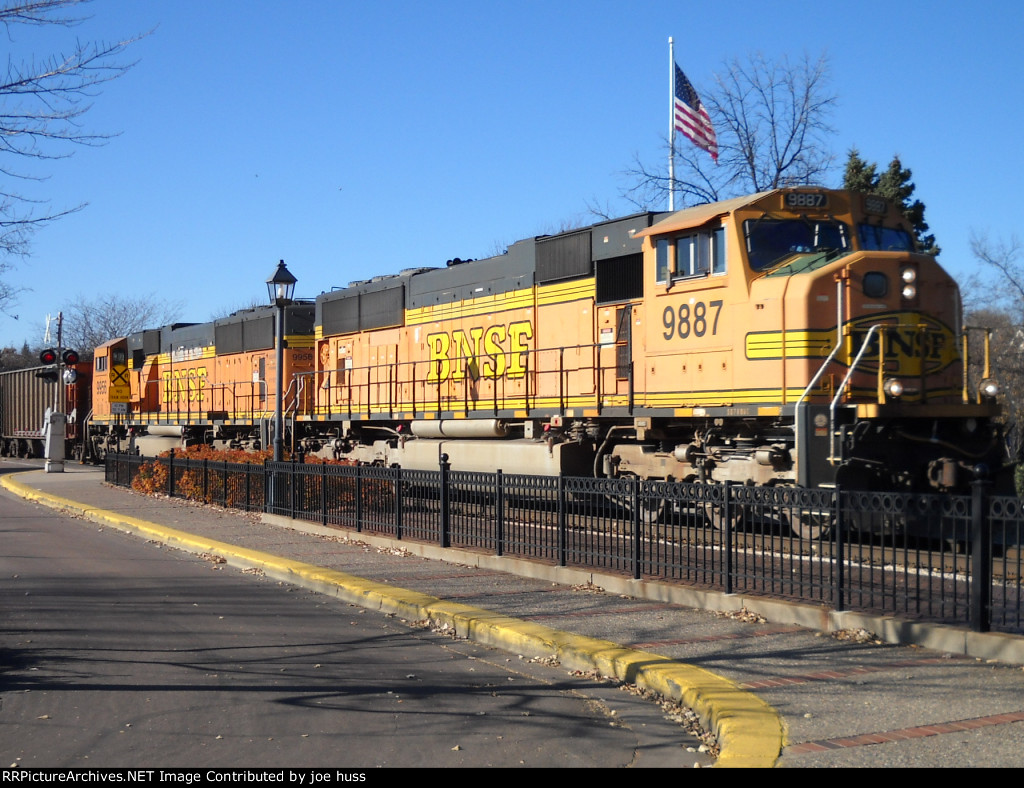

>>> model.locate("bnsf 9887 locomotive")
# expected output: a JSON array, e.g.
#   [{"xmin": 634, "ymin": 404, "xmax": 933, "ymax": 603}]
[{"xmin": 89, "ymin": 188, "xmax": 1003, "ymax": 496}]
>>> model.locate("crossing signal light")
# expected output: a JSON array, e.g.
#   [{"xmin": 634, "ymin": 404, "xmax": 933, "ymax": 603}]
[
  {"xmin": 62, "ymin": 349, "xmax": 80, "ymax": 365},
  {"xmin": 39, "ymin": 348, "xmax": 58, "ymax": 364},
  {"xmin": 34, "ymin": 368, "xmax": 59, "ymax": 382}
]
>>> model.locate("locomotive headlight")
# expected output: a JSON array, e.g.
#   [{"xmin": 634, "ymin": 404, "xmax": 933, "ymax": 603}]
[
  {"xmin": 901, "ymin": 283, "xmax": 917, "ymax": 300},
  {"xmin": 901, "ymin": 267, "xmax": 917, "ymax": 284},
  {"xmin": 884, "ymin": 377, "xmax": 904, "ymax": 398},
  {"xmin": 980, "ymin": 378, "xmax": 999, "ymax": 400}
]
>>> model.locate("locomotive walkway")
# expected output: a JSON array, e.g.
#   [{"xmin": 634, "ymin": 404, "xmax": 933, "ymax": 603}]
[{"xmin": 3, "ymin": 462, "xmax": 1024, "ymax": 768}]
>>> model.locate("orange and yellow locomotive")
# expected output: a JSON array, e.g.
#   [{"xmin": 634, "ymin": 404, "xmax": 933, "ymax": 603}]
[{"xmin": 89, "ymin": 187, "xmax": 1003, "ymax": 495}]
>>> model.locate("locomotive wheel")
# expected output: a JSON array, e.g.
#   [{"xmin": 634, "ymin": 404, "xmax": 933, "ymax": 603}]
[
  {"xmin": 613, "ymin": 474, "xmax": 665, "ymax": 524},
  {"xmin": 792, "ymin": 512, "xmax": 834, "ymax": 540},
  {"xmin": 698, "ymin": 482, "xmax": 744, "ymax": 530},
  {"xmin": 617, "ymin": 488, "xmax": 665, "ymax": 524},
  {"xmin": 702, "ymin": 501, "xmax": 744, "ymax": 530},
  {"xmin": 630, "ymin": 496, "xmax": 665, "ymax": 525}
]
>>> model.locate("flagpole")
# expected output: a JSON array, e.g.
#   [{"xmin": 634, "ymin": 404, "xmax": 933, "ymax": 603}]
[{"xmin": 668, "ymin": 37, "xmax": 675, "ymax": 212}]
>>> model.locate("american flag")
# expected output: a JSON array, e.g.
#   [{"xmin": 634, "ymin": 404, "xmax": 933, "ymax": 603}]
[{"xmin": 674, "ymin": 64, "xmax": 718, "ymax": 163}]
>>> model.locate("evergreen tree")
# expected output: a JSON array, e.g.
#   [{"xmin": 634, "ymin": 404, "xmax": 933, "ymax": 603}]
[
  {"xmin": 842, "ymin": 149, "xmax": 939, "ymax": 255},
  {"xmin": 841, "ymin": 148, "xmax": 877, "ymax": 194}
]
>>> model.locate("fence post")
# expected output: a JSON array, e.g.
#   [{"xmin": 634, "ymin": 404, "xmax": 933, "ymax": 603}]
[
  {"xmin": 833, "ymin": 486, "xmax": 845, "ymax": 612},
  {"xmin": 395, "ymin": 466, "xmax": 404, "ymax": 541},
  {"xmin": 290, "ymin": 457, "xmax": 297, "ymax": 519},
  {"xmin": 557, "ymin": 475, "xmax": 566, "ymax": 567},
  {"xmin": 355, "ymin": 464, "xmax": 364, "ymax": 533},
  {"xmin": 631, "ymin": 475, "xmax": 642, "ymax": 580},
  {"xmin": 262, "ymin": 458, "xmax": 270, "ymax": 516},
  {"xmin": 321, "ymin": 462, "xmax": 328, "ymax": 527},
  {"xmin": 495, "ymin": 469, "xmax": 504, "ymax": 557},
  {"xmin": 167, "ymin": 449, "xmax": 175, "ymax": 498},
  {"xmin": 723, "ymin": 480, "xmax": 733, "ymax": 595},
  {"xmin": 970, "ymin": 478, "xmax": 993, "ymax": 633},
  {"xmin": 202, "ymin": 458, "xmax": 209, "ymax": 502},
  {"xmin": 439, "ymin": 453, "xmax": 450, "ymax": 548}
]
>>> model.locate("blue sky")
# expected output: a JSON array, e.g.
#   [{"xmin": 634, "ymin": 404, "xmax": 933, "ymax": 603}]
[{"xmin": 2, "ymin": 0, "xmax": 1022, "ymax": 349}]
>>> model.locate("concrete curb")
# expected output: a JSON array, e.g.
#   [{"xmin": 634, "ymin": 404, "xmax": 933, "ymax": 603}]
[{"xmin": 1, "ymin": 471, "xmax": 785, "ymax": 768}]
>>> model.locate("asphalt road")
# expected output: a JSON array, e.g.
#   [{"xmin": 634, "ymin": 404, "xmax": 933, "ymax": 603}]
[{"xmin": 0, "ymin": 474, "xmax": 708, "ymax": 768}]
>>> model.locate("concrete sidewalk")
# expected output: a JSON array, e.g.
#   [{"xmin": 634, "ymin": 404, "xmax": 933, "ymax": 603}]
[{"xmin": 3, "ymin": 461, "xmax": 1024, "ymax": 768}]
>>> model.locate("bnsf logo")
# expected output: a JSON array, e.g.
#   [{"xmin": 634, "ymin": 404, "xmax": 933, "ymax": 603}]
[
  {"xmin": 845, "ymin": 315, "xmax": 957, "ymax": 374},
  {"xmin": 427, "ymin": 320, "xmax": 533, "ymax": 382},
  {"xmin": 162, "ymin": 367, "xmax": 208, "ymax": 403}
]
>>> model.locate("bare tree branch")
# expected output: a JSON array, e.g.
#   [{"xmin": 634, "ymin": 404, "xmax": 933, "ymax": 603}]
[
  {"xmin": 616, "ymin": 51, "xmax": 837, "ymax": 213},
  {"xmin": 0, "ymin": 0, "xmax": 141, "ymax": 306},
  {"xmin": 969, "ymin": 231, "xmax": 1024, "ymax": 313},
  {"xmin": 963, "ymin": 232, "xmax": 1024, "ymax": 457},
  {"xmin": 59, "ymin": 292, "xmax": 183, "ymax": 355}
]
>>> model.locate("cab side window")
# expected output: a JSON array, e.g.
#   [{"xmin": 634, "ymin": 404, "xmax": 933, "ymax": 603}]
[{"xmin": 656, "ymin": 226, "xmax": 726, "ymax": 283}]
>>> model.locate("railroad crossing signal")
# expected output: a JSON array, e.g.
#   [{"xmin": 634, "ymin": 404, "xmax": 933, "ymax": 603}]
[{"xmin": 35, "ymin": 347, "xmax": 81, "ymax": 383}]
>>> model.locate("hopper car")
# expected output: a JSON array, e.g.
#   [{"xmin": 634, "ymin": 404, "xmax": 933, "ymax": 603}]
[{"xmin": 0, "ymin": 363, "xmax": 91, "ymax": 459}]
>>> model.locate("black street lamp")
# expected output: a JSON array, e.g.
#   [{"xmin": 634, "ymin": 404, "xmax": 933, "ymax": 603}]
[{"xmin": 266, "ymin": 260, "xmax": 297, "ymax": 462}]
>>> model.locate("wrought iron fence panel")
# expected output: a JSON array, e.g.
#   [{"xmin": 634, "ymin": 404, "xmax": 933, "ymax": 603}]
[
  {"xmin": 265, "ymin": 461, "xmax": 293, "ymax": 518},
  {"xmin": 319, "ymin": 463, "xmax": 361, "ymax": 529},
  {"xmin": 563, "ymin": 476, "xmax": 635, "ymax": 574},
  {"xmin": 989, "ymin": 495, "xmax": 1024, "ymax": 632},
  {"xmin": 638, "ymin": 480, "xmax": 724, "ymax": 587},
  {"xmin": 393, "ymin": 468, "xmax": 441, "ymax": 543},
  {"xmin": 500, "ymin": 474, "xmax": 559, "ymax": 561},
  {"xmin": 448, "ymin": 471, "xmax": 498, "ymax": 551},
  {"xmin": 204, "ymin": 461, "xmax": 263, "ymax": 511},
  {"xmin": 838, "ymin": 491, "xmax": 973, "ymax": 626},
  {"xmin": 762, "ymin": 485, "xmax": 836, "ymax": 604},
  {"xmin": 358, "ymin": 464, "xmax": 400, "ymax": 536},
  {"xmin": 105, "ymin": 453, "xmax": 143, "ymax": 488},
  {"xmin": 722, "ymin": 484, "xmax": 826, "ymax": 601},
  {"xmin": 282, "ymin": 462, "xmax": 323, "ymax": 523}
]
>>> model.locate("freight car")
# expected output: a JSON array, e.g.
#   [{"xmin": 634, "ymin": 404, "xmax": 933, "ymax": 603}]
[
  {"xmin": 0, "ymin": 363, "xmax": 91, "ymax": 459},
  {"xmin": 88, "ymin": 187, "xmax": 1005, "ymax": 509}
]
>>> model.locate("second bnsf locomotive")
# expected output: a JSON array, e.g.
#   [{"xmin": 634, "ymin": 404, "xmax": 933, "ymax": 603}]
[{"xmin": 89, "ymin": 188, "xmax": 1003, "ymax": 499}]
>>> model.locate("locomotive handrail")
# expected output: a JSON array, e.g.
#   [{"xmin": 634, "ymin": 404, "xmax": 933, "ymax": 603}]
[
  {"xmin": 828, "ymin": 324, "xmax": 884, "ymax": 465},
  {"xmin": 794, "ymin": 328, "xmax": 851, "ymax": 482},
  {"xmin": 296, "ymin": 341, "xmax": 610, "ymax": 421},
  {"xmin": 961, "ymin": 326, "xmax": 993, "ymax": 404},
  {"xmin": 140, "ymin": 376, "xmax": 276, "ymax": 426}
]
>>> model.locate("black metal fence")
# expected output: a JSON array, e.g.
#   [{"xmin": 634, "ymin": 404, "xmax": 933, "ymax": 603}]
[{"xmin": 105, "ymin": 452, "xmax": 1024, "ymax": 635}]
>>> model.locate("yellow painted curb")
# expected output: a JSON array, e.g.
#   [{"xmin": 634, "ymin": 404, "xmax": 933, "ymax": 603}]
[{"xmin": 1, "ymin": 471, "xmax": 784, "ymax": 767}]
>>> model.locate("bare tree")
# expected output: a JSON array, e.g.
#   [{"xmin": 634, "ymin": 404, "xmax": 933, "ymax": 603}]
[
  {"xmin": 620, "ymin": 52, "xmax": 837, "ymax": 211},
  {"xmin": 0, "ymin": 0, "xmax": 139, "ymax": 307},
  {"xmin": 962, "ymin": 232, "xmax": 1024, "ymax": 461},
  {"xmin": 59, "ymin": 293, "xmax": 182, "ymax": 356}
]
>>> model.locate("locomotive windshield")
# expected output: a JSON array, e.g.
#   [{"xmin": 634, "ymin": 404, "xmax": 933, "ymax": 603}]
[
  {"xmin": 744, "ymin": 218, "xmax": 850, "ymax": 271},
  {"xmin": 858, "ymin": 224, "xmax": 914, "ymax": 252}
]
